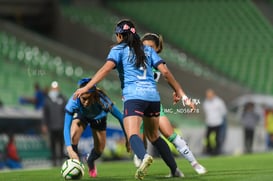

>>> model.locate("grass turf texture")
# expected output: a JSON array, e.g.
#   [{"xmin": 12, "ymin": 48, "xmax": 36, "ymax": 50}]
[{"xmin": 0, "ymin": 152, "xmax": 272, "ymax": 181}]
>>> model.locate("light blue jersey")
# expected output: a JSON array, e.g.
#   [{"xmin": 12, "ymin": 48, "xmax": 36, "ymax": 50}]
[
  {"xmin": 107, "ymin": 43, "xmax": 164, "ymax": 102},
  {"xmin": 63, "ymin": 92, "xmax": 125, "ymax": 146},
  {"xmin": 65, "ymin": 95, "xmax": 110, "ymax": 120}
]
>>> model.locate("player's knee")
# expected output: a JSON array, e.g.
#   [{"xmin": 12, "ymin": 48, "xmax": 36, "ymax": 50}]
[
  {"xmin": 71, "ymin": 137, "xmax": 77, "ymax": 144},
  {"xmin": 146, "ymin": 132, "xmax": 160, "ymax": 142},
  {"xmin": 71, "ymin": 132, "xmax": 80, "ymax": 144},
  {"xmin": 95, "ymin": 147, "xmax": 104, "ymax": 155}
]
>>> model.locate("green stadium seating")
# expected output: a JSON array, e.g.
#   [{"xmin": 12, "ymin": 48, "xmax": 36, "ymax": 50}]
[
  {"xmin": 105, "ymin": 0, "xmax": 273, "ymax": 95},
  {"xmin": 60, "ymin": 4, "xmax": 220, "ymax": 81},
  {"xmin": 61, "ymin": 5, "xmax": 119, "ymax": 36},
  {"xmin": 0, "ymin": 31, "xmax": 88, "ymax": 105},
  {"xmin": 0, "ymin": 28, "xmax": 124, "ymax": 127}
]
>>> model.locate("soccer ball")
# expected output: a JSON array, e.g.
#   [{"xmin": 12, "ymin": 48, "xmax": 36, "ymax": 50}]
[{"xmin": 61, "ymin": 159, "xmax": 85, "ymax": 180}]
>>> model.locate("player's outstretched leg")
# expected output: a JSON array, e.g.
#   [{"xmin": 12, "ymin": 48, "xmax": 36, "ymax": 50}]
[{"xmin": 170, "ymin": 133, "xmax": 207, "ymax": 175}]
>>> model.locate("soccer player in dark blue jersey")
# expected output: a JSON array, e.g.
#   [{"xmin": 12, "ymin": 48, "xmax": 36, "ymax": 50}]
[
  {"xmin": 64, "ymin": 78, "xmax": 127, "ymax": 178},
  {"xmin": 74, "ymin": 19, "xmax": 195, "ymax": 180}
]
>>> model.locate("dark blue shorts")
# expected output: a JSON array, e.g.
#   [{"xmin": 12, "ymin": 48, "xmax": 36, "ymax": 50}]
[
  {"xmin": 73, "ymin": 114, "xmax": 107, "ymax": 131},
  {"xmin": 124, "ymin": 99, "xmax": 160, "ymax": 118}
]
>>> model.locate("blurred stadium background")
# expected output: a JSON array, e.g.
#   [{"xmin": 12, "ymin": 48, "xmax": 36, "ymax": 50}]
[{"xmin": 1, "ymin": 0, "xmax": 273, "ymax": 168}]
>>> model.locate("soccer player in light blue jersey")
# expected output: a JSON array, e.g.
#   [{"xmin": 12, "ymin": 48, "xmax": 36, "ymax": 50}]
[
  {"xmin": 136, "ymin": 33, "xmax": 207, "ymax": 175},
  {"xmin": 64, "ymin": 78, "xmax": 127, "ymax": 178},
  {"xmin": 74, "ymin": 19, "xmax": 195, "ymax": 180}
]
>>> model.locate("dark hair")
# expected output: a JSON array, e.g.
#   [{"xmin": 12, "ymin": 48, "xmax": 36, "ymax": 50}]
[
  {"xmin": 115, "ymin": 19, "xmax": 146, "ymax": 68},
  {"xmin": 78, "ymin": 77, "xmax": 96, "ymax": 92},
  {"xmin": 79, "ymin": 81, "xmax": 89, "ymax": 88},
  {"xmin": 85, "ymin": 88, "xmax": 113, "ymax": 111},
  {"xmin": 78, "ymin": 78, "xmax": 113, "ymax": 111},
  {"xmin": 141, "ymin": 33, "xmax": 164, "ymax": 53}
]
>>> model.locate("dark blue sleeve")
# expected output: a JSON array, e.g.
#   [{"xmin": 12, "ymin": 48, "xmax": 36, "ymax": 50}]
[
  {"xmin": 110, "ymin": 105, "xmax": 126, "ymax": 137},
  {"xmin": 64, "ymin": 112, "xmax": 73, "ymax": 146},
  {"xmin": 106, "ymin": 45, "xmax": 121, "ymax": 65},
  {"xmin": 147, "ymin": 45, "xmax": 165, "ymax": 68}
]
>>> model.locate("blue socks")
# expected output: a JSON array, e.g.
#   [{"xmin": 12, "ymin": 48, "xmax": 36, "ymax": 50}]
[
  {"xmin": 130, "ymin": 134, "xmax": 178, "ymax": 175},
  {"xmin": 129, "ymin": 134, "xmax": 146, "ymax": 160}
]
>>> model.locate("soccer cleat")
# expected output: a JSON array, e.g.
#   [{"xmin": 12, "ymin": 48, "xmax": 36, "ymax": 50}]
[
  {"xmin": 192, "ymin": 163, "xmax": 207, "ymax": 175},
  {"xmin": 133, "ymin": 154, "xmax": 142, "ymax": 168},
  {"xmin": 165, "ymin": 168, "xmax": 185, "ymax": 178},
  {"xmin": 88, "ymin": 165, "xmax": 97, "ymax": 178},
  {"xmin": 135, "ymin": 154, "xmax": 153, "ymax": 180}
]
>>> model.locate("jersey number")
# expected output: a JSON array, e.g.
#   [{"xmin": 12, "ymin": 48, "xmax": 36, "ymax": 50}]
[{"xmin": 137, "ymin": 66, "xmax": 147, "ymax": 80}]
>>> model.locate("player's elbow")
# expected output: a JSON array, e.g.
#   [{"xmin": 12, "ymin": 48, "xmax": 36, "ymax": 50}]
[{"xmin": 161, "ymin": 69, "xmax": 171, "ymax": 79}]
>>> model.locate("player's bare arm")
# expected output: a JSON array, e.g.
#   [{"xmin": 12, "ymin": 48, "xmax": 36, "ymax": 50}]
[
  {"xmin": 73, "ymin": 61, "xmax": 115, "ymax": 99},
  {"xmin": 157, "ymin": 63, "xmax": 195, "ymax": 111}
]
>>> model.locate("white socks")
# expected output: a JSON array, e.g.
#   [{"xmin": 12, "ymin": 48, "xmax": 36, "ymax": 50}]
[{"xmin": 172, "ymin": 135, "xmax": 197, "ymax": 164}]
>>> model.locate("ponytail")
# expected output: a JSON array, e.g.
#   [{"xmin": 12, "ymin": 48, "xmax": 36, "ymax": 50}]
[{"xmin": 115, "ymin": 19, "xmax": 146, "ymax": 68}]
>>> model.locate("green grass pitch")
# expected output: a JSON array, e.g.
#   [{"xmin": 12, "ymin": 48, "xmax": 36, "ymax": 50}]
[{"xmin": 1, "ymin": 152, "xmax": 272, "ymax": 181}]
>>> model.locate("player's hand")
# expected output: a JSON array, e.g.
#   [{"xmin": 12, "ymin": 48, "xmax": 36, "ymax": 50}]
[
  {"xmin": 73, "ymin": 87, "xmax": 88, "ymax": 100},
  {"xmin": 187, "ymin": 101, "xmax": 196, "ymax": 113},
  {"xmin": 182, "ymin": 96, "xmax": 196, "ymax": 112},
  {"xmin": 173, "ymin": 92, "xmax": 196, "ymax": 113},
  {"xmin": 67, "ymin": 146, "xmax": 80, "ymax": 160},
  {"xmin": 172, "ymin": 92, "xmax": 181, "ymax": 105}
]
